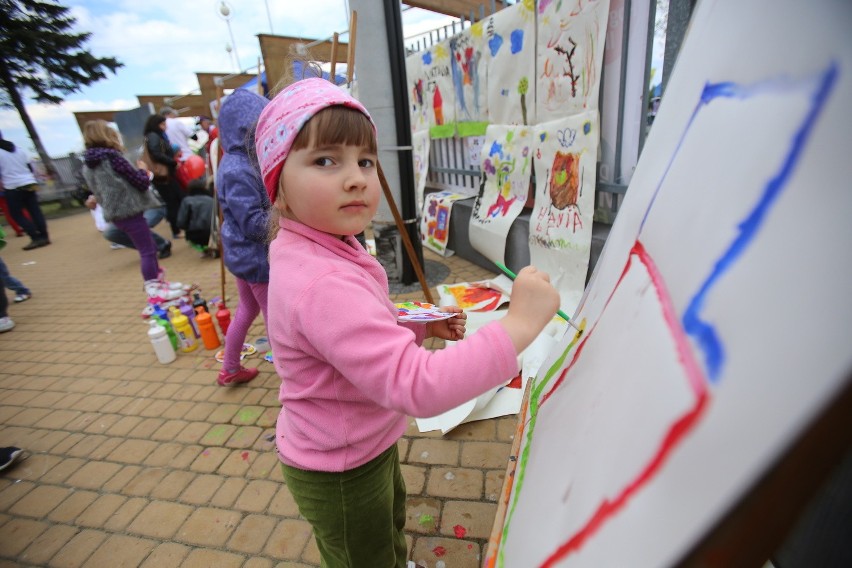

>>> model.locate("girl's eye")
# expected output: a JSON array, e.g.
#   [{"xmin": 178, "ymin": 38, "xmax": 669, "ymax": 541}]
[
  {"xmin": 314, "ymin": 157, "xmax": 334, "ymax": 167},
  {"xmin": 359, "ymin": 158, "xmax": 375, "ymax": 168}
]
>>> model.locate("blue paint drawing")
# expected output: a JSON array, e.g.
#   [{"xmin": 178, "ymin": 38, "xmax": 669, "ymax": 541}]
[
  {"xmin": 510, "ymin": 29, "xmax": 524, "ymax": 54},
  {"xmin": 639, "ymin": 64, "xmax": 838, "ymax": 382},
  {"xmin": 489, "ymin": 34, "xmax": 504, "ymax": 57}
]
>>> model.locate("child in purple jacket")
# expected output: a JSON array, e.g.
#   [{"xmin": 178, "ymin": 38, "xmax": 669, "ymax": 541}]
[{"xmin": 215, "ymin": 89, "xmax": 270, "ymax": 386}]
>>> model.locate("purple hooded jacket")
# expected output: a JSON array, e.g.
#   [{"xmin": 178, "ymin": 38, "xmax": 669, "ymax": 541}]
[{"xmin": 216, "ymin": 89, "xmax": 270, "ymax": 283}]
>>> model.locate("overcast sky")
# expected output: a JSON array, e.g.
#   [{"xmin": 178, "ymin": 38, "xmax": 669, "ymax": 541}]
[{"xmin": 0, "ymin": 0, "xmax": 456, "ymax": 158}]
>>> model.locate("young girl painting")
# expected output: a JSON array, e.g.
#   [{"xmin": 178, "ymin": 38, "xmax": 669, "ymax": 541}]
[{"xmin": 256, "ymin": 78, "xmax": 560, "ymax": 567}]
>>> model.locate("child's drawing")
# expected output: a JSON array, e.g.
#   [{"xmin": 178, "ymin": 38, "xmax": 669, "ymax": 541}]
[
  {"xmin": 419, "ymin": 190, "xmax": 472, "ymax": 256},
  {"xmin": 528, "ymin": 111, "xmax": 598, "ymax": 315},
  {"xmin": 450, "ymin": 22, "xmax": 489, "ymax": 137},
  {"xmin": 536, "ymin": 0, "xmax": 610, "ymax": 123},
  {"xmin": 492, "ymin": 0, "xmax": 849, "ymax": 561},
  {"xmin": 469, "ymin": 124, "xmax": 533, "ymax": 264},
  {"xmin": 438, "ymin": 280, "xmax": 510, "ymax": 312},
  {"xmin": 485, "ymin": 0, "xmax": 536, "ymax": 125},
  {"xmin": 411, "ymin": 130, "xmax": 431, "ymax": 212},
  {"xmin": 406, "ymin": 39, "xmax": 456, "ymax": 138}
]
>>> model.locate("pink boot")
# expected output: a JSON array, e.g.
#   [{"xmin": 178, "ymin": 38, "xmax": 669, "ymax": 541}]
[{"xmin": 217, "ymin": 366, "xmax": 259, "ymax": 386}]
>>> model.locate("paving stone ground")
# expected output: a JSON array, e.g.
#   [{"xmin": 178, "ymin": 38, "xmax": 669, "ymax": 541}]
[{"xmin": 0, "ymin": 210, "xmax": 518, "ymax": 567}]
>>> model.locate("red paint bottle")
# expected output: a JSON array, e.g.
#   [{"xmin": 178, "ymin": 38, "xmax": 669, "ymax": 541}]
[{"xmin": 215, "ymin": 301, "xmax": 231, "ymax": 336}]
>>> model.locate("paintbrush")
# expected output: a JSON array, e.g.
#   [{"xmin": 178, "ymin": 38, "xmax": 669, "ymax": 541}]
[{"xmin": 494, "ymin": 261, "xmax": 582, "ymax": 333}]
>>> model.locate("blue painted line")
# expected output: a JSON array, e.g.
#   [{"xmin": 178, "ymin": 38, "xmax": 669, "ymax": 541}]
[
  {"xmin": 641, "ymin": 63, "xmax": 839, "ymax": 382},
  {"xmin": 682, "ymin": 63, "xmax": 839, "ymax": 383}
]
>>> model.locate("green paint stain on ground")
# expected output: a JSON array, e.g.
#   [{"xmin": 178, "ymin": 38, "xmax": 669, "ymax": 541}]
[
  {"xmin": 236, "ymin": 407, "xmax": 262, "ymax": 424},
  {"xmin": 202, "ymin": 425, "xmax": 231, "ymax": 444}
]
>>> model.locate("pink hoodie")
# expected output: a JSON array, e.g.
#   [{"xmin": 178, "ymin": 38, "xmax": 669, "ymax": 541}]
[{"xmin": 268, "ymin": 218, "xmax": 519, "ymax": 472}]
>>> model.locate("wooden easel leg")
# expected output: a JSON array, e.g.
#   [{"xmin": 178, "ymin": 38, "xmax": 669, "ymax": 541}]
[{"xmin": 378, "ymin": 162, "xmax": 434, "ymax": 303}]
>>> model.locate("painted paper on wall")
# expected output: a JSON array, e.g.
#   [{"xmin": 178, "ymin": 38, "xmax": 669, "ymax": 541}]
[
  {"xmin": 406, "ymin": 39, "xmax": 456, "ymax": 139},
  {"xmin": 469, "ymin": 124, "xmax": 533, "ymax": 264},
  {"xmin": 411, "ymin": 130, "xmax": 431, "ymax": 212},
  {"xmin": 536, "ymin": 0, "xmax": 610, "ymax": 122},
  {"xmin": 466, "ymin": 135, "xmax": 486, "ymax": 167},
  {"xmin": 450, "ymin": 23, "xmax": 489, "ymax": 137},
  {"xmin": 485, "ymin": 0, "xmax": 536, "ymax": 125},
  {"xmin": 529, "ymin": 112, "xmax": 598, "ymax": 315},
  {"xmin": 492, "ymin": 1, "xmax": 852, "ymax": 565},
  {"xmin": 405, "ymin": 53, "xmax": 430, "ymax": 134},
  {"xmin": 420, "ymin": 191, "xmax": 472, "ymax": 256}
]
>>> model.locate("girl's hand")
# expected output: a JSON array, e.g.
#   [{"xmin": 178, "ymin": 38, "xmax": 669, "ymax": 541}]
[
  {"xmin": 136, "ymin": 160, "xmax": 148, "ymax": 170},
  {"xmin": 500, "ymin": 266, "xmax": 560, "ymax": 353},
  {"xmin": 428, "ymin": 306, "xmax": 467, "ymax": 341}
]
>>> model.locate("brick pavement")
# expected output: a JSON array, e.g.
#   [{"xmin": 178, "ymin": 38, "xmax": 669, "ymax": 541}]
[{"xmin": 0, "ymin": 211, "xmax": 518, "ymax": 567}]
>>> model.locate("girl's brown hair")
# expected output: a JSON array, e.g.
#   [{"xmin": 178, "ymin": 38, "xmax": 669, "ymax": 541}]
[
  {"xmin": 290, "ymin": 105, "xmax": 377, "ymax": 154},
  {"xmin": 83, "ymin": 120, "xmax": 124, "ymax": 151}
]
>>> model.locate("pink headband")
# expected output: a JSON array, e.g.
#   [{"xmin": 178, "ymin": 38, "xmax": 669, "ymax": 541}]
[{"xmin": 255, "ymin": 77, "xmax": 376, "ymax": 202}]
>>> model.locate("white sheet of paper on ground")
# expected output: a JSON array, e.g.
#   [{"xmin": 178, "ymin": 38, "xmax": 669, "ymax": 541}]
[
  {"xmin": 415, "ymin": 317, "xmax": 561, "ymax": 434},
  {"xmin": 415, "ymin": 383, "xmax": 502, "ymax": 435},
  {"xmin": 466, "ymin": 324, "xmax": 563, "ymax": 424}
]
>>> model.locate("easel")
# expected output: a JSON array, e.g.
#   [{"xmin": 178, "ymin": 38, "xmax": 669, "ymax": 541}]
[{"xmin": 331, "ymin": 11, "xmax": 434, "ymax": 303}]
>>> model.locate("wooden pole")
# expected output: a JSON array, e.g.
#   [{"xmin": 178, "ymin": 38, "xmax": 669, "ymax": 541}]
[
  {"xmin": 378, "ymin": 162, "xmax": 434, "ymax": 303},
  {"xmin": 329, "ymin": 32, "xmax": 339, "ymax": 83},
  {"xmin": 215, "ymin": 81, "xmax": 226, "ymax": 302},
  {"xmin": 257, "ymin": 57, "xmax": 263, "ymax": 95},
  {"xmin": 346, "ymin": 11, "xmax": 357, "ymax": 85}
]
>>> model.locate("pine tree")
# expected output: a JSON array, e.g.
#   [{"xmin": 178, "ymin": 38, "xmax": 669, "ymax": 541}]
[{"xmin": 0, "ymin": 0, "xmax": 121, "ymax": 175}]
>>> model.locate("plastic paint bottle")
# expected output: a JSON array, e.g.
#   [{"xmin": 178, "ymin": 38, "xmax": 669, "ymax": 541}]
[
  {"xmin": 147, "ymin": 320, "xmax": 177, "ymax": 364},
  {"xmin": 169, "ymin": 306, "xmax": 198, "ymax": 352},
  {"xmin": 192, "ymin": 292, "xmax": 208, "ymax": 314},
  {"xmin": 196, "ymin": 306, "xmax": 221, "ymax": 350},
  {"xmin": 215, "ymin": 301, "xmax": 231, "ymax": 336},
  {"xmin": 179, "ymin": 298, "xmax": 200, "ymax": 338},
  {"xmin": 152, "ymin": 315, "xmax": 178, "ymax": 351}
]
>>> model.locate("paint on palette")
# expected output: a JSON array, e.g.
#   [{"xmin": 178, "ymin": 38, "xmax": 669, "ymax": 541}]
[{"xmin": 395, "ymin": 301, "xmax": 455, "ymax": 323}]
